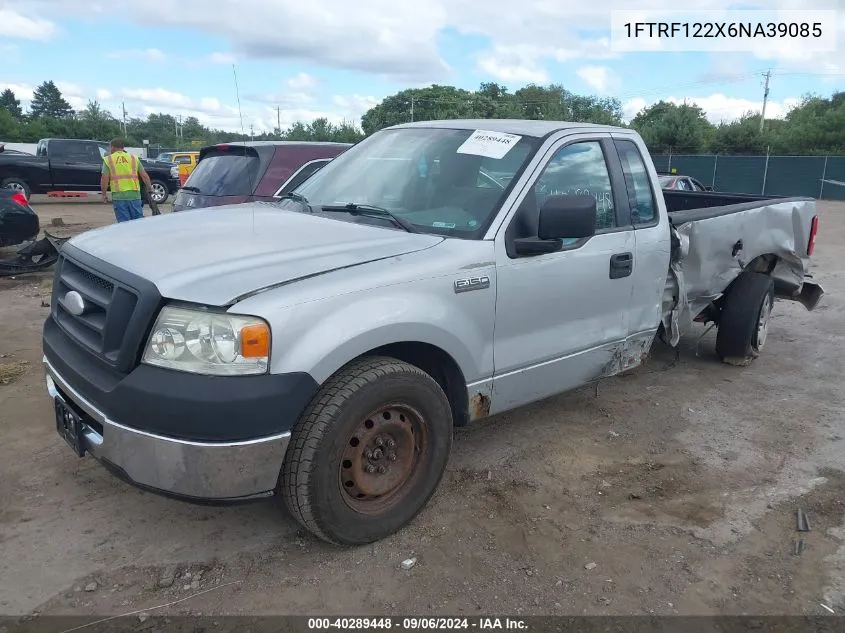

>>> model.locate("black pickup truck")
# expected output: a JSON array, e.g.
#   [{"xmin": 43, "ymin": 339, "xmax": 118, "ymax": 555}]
[{"xmin": 0, "ymin": 138, "xmax": 181, "ymax": 204}]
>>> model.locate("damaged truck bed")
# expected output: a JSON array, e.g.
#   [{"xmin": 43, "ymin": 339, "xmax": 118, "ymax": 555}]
[
  {"xmin": 661, "ymin": 191, "xmax": 823, "ymax": 351},
  {"xmin": 41, "ymin": 120, "xmax": 824, "ymax": 546}
]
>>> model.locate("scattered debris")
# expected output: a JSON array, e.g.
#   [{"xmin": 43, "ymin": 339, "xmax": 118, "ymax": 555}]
[
  {"xmin": 190, "ymin": 581, "xmax": 200, "ymax": 591},
  {"xmin": 157, "ymin": 565, "xmax": 177, "ymax": 589},
  {"xmin": 584, "ymin": 562, "xmax": 597, "ymax": 571},
  {"xmin": 84, "ymin": 582, "xmax": 98, "ymax": 592},
  {"xmin": 401, "ymin": 558, "xmax": 417, "ymax": 571},
  {"xmin": 543, "ymin": 504, "xmax": 551, "ymax": 510},
  {"xmin": 628, "ymin": 493, "xmax": 642, "ymax": 500},
  {"xmin": 793, "ymin": 539, "xmax": 806, "ymax": 556},
  {"xmin": 598, "ymin": 596, "xmax": 612, "ymax": 605},
  {"xmin": 487, "ymin": 471, "xmax": 492, "ymax": 481},
  {"xmin": 797, "ymin": 508, "xmax": 811, "ymax": 532},
  {"xmin": 0, "ymin": 232, "xmax": 68, "ymax": 278},
  {"xmin": 51, "ymin": 217, "xmax": 65, "ymax": 227},
  {"xmin": 821, "ymin": 604, "xmax": 835, "ymax": 614},
  {"xmin": 138, "ymin": 613, "xmax": 150, "ymax": 623},
  {"xmin": 608, "ymin": 430, "xmax": 620, "ymax": 438},
  {"xmin": 0, "ymin": 360, "xmax": 28, "ymax": 385}
]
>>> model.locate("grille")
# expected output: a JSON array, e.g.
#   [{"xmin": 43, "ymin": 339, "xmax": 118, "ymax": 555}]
[{"xmin": 53, "ymin": 255, "xmax": 139, "ymax": 364}]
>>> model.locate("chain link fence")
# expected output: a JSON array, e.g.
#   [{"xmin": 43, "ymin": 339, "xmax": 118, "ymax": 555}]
[{"xmin": 652, "ymin": 154, "xmax": 845, "ymax": 201}]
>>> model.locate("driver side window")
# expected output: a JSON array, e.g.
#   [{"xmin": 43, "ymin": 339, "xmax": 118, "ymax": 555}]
[{"xmin": 534, "ymin": 141, "xmax": 616, "ymax": 230}]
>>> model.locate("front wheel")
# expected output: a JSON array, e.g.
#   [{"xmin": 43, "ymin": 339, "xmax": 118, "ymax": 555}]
[
  {"xmin": 280, "ymin": 356, "xmax": 453, "ymax": 545},
  {"xmin": 715, "ymin": 271, "xmax": 775, "ymax": 366},
  {"xmin": 149, "ymin": 180, "xmax": 169, "ymax": 204},
  {"xmin": 2, "ymin": 176, "xmax": 31, "ymax": 200}
]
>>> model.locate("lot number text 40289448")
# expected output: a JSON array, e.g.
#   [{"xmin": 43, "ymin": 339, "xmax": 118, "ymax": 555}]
[{"xmin": 307, "ymin": 618, "xmax": 529, "ymax": 630}]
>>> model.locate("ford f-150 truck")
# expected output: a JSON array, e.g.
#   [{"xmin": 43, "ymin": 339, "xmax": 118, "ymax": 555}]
[
  {"xmin": 0, "ymin": 138, "xmax": 181, "ymax": 203},
  {"xmin": 42, "ymin": 120, "xmax": 823, "ymax": 546}
]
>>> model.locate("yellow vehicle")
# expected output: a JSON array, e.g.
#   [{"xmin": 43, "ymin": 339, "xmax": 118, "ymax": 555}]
[{"xmin": 155, "ymin": 151, "xmax": 200, "ymax": 185}]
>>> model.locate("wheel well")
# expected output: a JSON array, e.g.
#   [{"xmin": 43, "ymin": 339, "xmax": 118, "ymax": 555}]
[
  {"xmin": 364, "ymin": 342, "xmax": 470, "ymax": 428},
  {"xmin": 745, "ymin": 253, "xmax": 778, "ymax": 275}
]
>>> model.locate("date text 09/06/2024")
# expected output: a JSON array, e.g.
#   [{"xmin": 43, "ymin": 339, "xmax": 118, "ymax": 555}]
[
  {"xmin": 622, "ymin": 21, "xmax": 823, "ymax": 38},
  {"xmin": 307, "ymin": 618, "xmax": 529, "ymax": 630}
]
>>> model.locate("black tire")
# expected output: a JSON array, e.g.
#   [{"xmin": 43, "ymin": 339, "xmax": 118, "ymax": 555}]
[
  {"xmin": 281, "ymin": 356, "xmax": 453, "ymax": 545},
  {"xmin": 715, "ymin": 271, "xmax": 775, "ymax": 365},
  {"xmin": 2, "ymin": 176, "xmax": 31, "ymax": 200},
  {"xmin": 149, "ymin": 180, "xmax": 169, "ymax": 204}
]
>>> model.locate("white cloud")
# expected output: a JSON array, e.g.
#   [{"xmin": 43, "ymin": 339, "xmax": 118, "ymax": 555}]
[
  {"xmin": 208, "ymin": 51, "xmax": 236, "ymax": 64},
  {"xmin": 0, "ymin": 8, "xmax": 56, "ymax": 40},
  {"xmin": 287, "ymin": 72, "xmax": 318, "ymax": 90},
  {"xmin": 332, "ymin": 94, "xmax": 380, "ymax": 120},
  {"xmin": 576, "ymin": 66, "xmax": 619, "ymax": 95},
  {"xmin": 96, "ymin": 88, "xmax": 114, "ymax": 100},
  {"xmin": 622, "ymin": 93, "xmax": 803, "ymax": 124},
  {"xmin": 107, "ymin": 48, "xmax": 166, "ymax": 61},
  {"xmin": 477, "ymin": 45, "xmax": 549, "ymax": 84},
  {"xmin": 121, "ymin": 87, "xmax": 192, "ymax": 109},
  {"xmin": 0, "ymin": 82, "xmax": 35, "ymax": 101}
]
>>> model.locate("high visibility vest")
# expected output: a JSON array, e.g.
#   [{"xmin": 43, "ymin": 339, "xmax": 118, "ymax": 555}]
[{"xmin": 104, "ymin": 151, "xmax": 140, "ymax": 193}]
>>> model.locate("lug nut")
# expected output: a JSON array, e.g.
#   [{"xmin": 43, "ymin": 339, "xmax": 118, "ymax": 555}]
[
  {"xmin": 364, "ymin": 449, "xmax": 373, "ymax": 459},
  {"xmin": 366, "ymin": 464, "xmax": 376, "ymax": 474},
  {"xmin": 374, "ymin": 436, "xmax": 384, "ymax": 447},
  {"xmin": 386, "ymin": 438, "xmax": 396, "ymax": 449},
  {"xmin": 377, "ymin": 465, "xmax": 387, "ymax": 474},
  {"xmin": 373, "ymin": 448, "xmax": 384, "ymax": 460},
  {"xmin": 388, "ymin": 452, "xmax": 397, "ymax": 461}
]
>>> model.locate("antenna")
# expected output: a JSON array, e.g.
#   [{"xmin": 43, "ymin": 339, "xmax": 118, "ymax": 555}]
[{"xmin": 232, "ymin": 63, "xmax": 245, "ymax": 139}]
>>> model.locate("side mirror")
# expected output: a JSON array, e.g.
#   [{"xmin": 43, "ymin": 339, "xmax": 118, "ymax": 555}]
[
  {"xmin": 539, "ymin": 195, "xmax": 597, "ymax": 239},
  {"xmin": 513, "ymin": 195, "xmax": 597, "ymax": 256},
  {"xmin": 705, "ymin": 185, "xmax": 714, "ymax": 191}
]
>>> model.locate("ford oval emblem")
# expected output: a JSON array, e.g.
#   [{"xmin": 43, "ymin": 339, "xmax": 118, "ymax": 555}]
[{"xmin": 64, "ymin": 290, "xmax": 86, "ymax": 316}]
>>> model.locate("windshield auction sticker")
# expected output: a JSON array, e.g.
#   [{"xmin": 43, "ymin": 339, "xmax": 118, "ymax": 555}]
[{"xmin": 457, "ymin": 130, "xmax": 522, "ymax": 160}]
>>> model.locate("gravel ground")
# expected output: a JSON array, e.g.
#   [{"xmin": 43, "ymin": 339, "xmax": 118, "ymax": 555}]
[{"xmin": 0, "ymin": 197, "xmax": 843, "ymax": 620}]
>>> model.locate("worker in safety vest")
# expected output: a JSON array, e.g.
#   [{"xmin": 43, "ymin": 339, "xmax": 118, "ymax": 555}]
[{"xmin": 100, "ymin": 138, "xmax": 153, "ymax": 222}]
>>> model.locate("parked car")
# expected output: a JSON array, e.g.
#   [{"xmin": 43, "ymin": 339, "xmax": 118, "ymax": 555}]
[
  {"xmin": 0, "ymin": 138, "xmax": 181, "ymax": 204},
  {"xmin": 658, "ymin": 173, "xmax": 713, "ymax": 192},
  {"xmin": 43, "ymin": 120, "xmax": 822, "ymax": 546},
  {"xmin": 155, "ymin": 151, "xmax": 200, "ymax": 185},
  {"xmin": 0, "ymin": 188, "xmax": 39, "ymax": 247},
  {"xmin": 0, "ymin": 145, "xmax": 33, "ymax": 156},
  {"xmin": 171, "ymin": 141, "xmax": 351, "ymax": 211}
]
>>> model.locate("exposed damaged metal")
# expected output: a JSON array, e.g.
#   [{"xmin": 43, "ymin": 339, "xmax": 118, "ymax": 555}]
[
  {"xmin": 660, "ymin": 197, "xmax": 823, "ymax": 346},
  {"xmin": 469, "ymin": 392, "xmax": 491, "ymax": 420}
]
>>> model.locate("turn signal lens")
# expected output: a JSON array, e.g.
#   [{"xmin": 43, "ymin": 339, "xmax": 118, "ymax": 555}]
[{"xmin": 240, "ymin": 323, "xmax": 270, "ymax": 358}]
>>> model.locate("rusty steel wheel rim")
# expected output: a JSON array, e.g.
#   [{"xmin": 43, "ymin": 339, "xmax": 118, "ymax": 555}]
[{"xmin": 338, "ymin": 404, "xmax": 429, "ymax": 514}]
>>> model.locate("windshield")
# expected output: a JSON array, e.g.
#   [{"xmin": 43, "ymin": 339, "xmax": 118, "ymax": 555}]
[
  {"xmin": 291, "ymin": 127, "xmax": 540, "ymax": 238},
  {"xmin": 658, "ymin": 175, "xmax": 674, "ymax": 187}
]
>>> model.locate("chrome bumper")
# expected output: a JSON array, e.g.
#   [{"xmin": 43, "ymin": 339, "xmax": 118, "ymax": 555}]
[{"xmin": 44, "ymin": 357, "xmax": 290, "ymax": 501}]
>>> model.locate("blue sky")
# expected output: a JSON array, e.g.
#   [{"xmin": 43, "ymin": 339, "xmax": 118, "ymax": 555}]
[{"xmin": 1, "ymin": 0, "xmax": 842, "ymax": 133}]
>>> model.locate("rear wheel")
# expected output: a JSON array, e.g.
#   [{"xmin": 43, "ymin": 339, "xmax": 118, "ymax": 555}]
[
  {"xmin": 2, "ymin": 176, "xmax": 31, "ymax": 200},
  {"xmin": 149, "ymin": 180, "xmax": 168, "ymax": 204},
  {"xmin": 280, "ymin": 356, "xmax": 453, "ymax": 545},
  {"xmin": 715, "ymin": 271, "xmax": 775, "ymax": 366}
]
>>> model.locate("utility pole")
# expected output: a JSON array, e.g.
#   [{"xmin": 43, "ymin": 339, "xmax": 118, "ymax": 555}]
[
  {"xmin": 276, "ymin": 106, "xmax": 281, "ymax": 136},
  {"xmin": 760, "ymin": 70, "xmax": 771, "ymax": 133},
  {"xmin": 410, "ymin": 96, "xmax": 415, "ymax": 122},
  {"xmin": 250, "ymin": 123, "xmax": 254, "ymax": 141},
  {"xmin": 121, "ymin": 101, "xmax": 127, "ymax": 137}
]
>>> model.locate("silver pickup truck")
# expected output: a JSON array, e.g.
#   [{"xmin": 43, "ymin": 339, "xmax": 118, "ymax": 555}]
[{"xmin": 43, "ymin": 120, "xmax": 823, "ymax": 545}]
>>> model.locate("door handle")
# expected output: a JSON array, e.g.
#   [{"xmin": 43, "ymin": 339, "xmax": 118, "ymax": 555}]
[{"xmin": 609, "ymin": 252, "xmax": 633, "ymax": 279}]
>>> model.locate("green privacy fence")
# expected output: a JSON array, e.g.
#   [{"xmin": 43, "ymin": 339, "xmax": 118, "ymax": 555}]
[{"xmin": 650, "ymin": 154, "xmax": 845, "ymax": 202}]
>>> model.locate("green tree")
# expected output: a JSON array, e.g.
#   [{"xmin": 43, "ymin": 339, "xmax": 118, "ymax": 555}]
[
  {"xmin": 29, "ymin": 80, "xmax": 74, "ymax": 119},
  {"xmin": 770, "ymin": 92, "xmax": 845, "ymax": 155},
  {"xmin": 0, "ymin": 88, "xmax": 22, "ymax": 118},
  {"xmin": 709, "ymin": 112, "xmax": 767, "ymax": 154},
  {"xmin": 631, "ymin": 100, "xmax": 713, "ymax": 153}
]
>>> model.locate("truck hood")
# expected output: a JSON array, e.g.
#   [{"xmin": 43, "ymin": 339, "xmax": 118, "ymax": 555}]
[{"xmin": 67, "ymin": 203, "xmax": 444, "ymax": 305}]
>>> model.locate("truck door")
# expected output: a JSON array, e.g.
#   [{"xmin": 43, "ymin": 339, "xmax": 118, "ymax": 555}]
[
  {"xmin": 490, "ymin": 135, "xmax": 637, "ymax": 414},
  {"xmin": 611, "ymin": 136, "xmax": 672, "ymax": 345},
  {"xmin": 50, "ymin": 140, "xmax": 105, "ymax": 190}
]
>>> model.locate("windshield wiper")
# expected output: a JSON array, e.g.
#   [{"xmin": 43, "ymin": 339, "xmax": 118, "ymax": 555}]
[
  {"xmin": 180, "ymin": 186, "xmax": 202, "ymax": 193},
  {"xmin": 277, "ymin": 191, "xmax": 313, "ymax": 213},
  {"xmin": 320, "ymin": 203, "xmax": 418, "ymax": 233}
]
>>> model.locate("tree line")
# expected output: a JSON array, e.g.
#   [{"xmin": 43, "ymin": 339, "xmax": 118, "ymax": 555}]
[{"xmin": 1, "ymin": 80, "xmax": 843, "ymax": 156}]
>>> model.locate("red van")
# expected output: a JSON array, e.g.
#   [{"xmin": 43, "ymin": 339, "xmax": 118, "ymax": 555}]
[{"xmin": 171, "ymin": 141, "xmax": 352, "ymax": 212}]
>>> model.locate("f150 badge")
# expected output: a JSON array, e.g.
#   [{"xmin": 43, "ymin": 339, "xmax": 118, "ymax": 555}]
[{"xmin": 454, "ymin": 276, "xmax": 490, "ymax": 293}]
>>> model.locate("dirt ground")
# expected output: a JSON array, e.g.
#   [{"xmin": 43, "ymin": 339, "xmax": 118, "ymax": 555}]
[{"xmin": 1, "ymin": 196, "xmax": 844, "ymax": 620}]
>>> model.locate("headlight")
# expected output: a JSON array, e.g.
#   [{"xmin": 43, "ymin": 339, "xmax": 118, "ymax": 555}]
[
  {"xmin": 142, "ymin": 305, "xmax": 270, "ymax": 376},
  {"xmin": 170, "ymin": 165, "xmax": 179, "ymax": 178}
]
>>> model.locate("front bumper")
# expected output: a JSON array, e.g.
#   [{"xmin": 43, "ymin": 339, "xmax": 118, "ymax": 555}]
[{"xmin": 45, "ymin": 356, "xmax": 291, "ymax": 502}]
